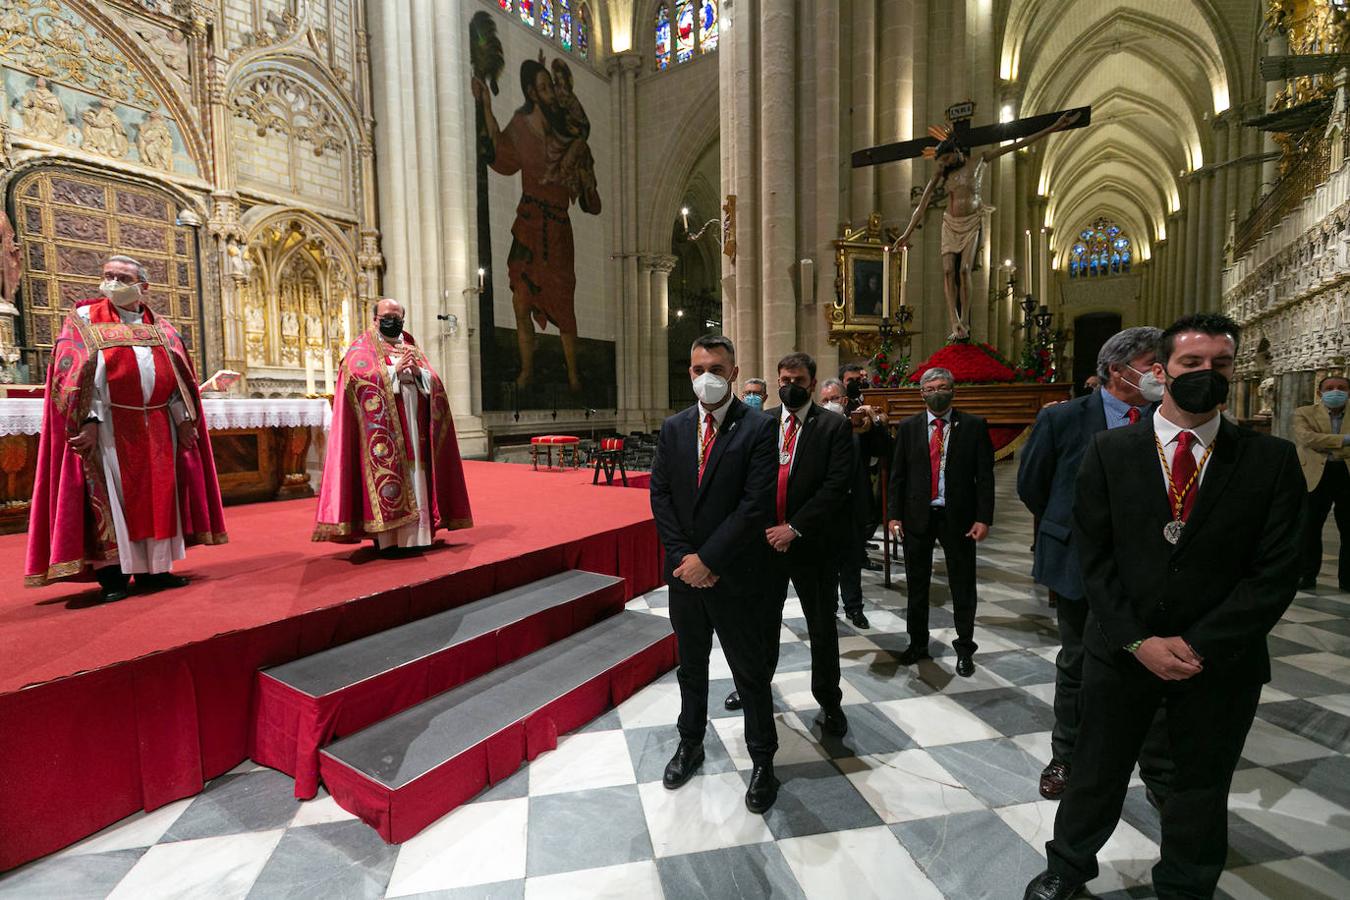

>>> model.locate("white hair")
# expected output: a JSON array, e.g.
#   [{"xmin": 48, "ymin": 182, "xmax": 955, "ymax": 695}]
[
  {"xmin": 920, "ymin": 367, "xmax": 955, "ymax": 387},
  {"xmin": 106, "ymin": 255, "xmax": 149, "ymax": 284}
]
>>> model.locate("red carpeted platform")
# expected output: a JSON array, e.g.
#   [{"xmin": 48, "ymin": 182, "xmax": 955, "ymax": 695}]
[{"xmin": 0, "ymin": 461, "xmax": 662, "ymax": 871}]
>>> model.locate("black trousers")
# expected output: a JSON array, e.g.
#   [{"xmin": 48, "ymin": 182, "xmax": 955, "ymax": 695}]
[
  {"xmin": 836, "ymin": 519, "xmax": 872, "ymax": 616},
  {"xmin": 764, "ymin": 557, "xmax": 844, "ymax": 711},
  {"xmin": 1047, "ymin": 648, "xmax": 1261, "ymax": 898},
  {"xmin": 668, "ymin": 582, "xmax": 777, "ymax": 764},
  {"xmin": 901, "ymin": 508, "xmax": 978, "ymax": 655},
  {"xmin": 1303, "ymin": 459, "xmax": 1349, "ymax": 588},
  {"xmin": 1051, "ymin": 595, "xmax": 1174, "ymax": 798}
]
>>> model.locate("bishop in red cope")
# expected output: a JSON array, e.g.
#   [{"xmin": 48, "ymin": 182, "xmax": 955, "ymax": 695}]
[
  {"xmin": 25, "ymin": 255, "xmax": 228, "ymax": 602},
  {"xmin": 313, "ymin": 298, "xmax": 473, "ymax": 549}
]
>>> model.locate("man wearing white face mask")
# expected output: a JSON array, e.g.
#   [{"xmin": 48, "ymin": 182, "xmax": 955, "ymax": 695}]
[
  {"xmin": 25, "ymin": 256, "xmax": 226, "ymax": 602},
  {"xmin": 649, "ymin": 334, "xmax": 781, "ymax": 813},
  {"xmin": 1018, "ymin": 326, "xmax": 1172, "ymax": 803},
  {"xmin": 1293, "ymin": 374, "xmax": 1350, "ymax": 591}
]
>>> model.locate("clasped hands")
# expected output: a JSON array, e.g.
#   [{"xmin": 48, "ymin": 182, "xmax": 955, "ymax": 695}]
[
  {"xmin": 1134, "ymin": 636, "xmax": 1204, "ymax": 681},
  {"xmin": 673, "ymin": 553, "xmax": 717, "ymax": 589},
  {"xmin": 394, "ymin": 348, "xmax": 420, "ymax": 384}
]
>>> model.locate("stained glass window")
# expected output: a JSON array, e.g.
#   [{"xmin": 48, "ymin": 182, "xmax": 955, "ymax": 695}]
[
  {"xmin": 499, "ymin": 0, "xmax": 512, "ymax": 11},
  {"xmin": 578, "ymin": 3, "xmax": 590, "ymax": 59},
  {"xmin": 559, "ymin": 0, "xmax": 572, "ymax": 50},
  {"xmin": 540, "ymin": 0, "xmax": 554, "ymax": 37},
  {"xmin": 655, "ymin": 3, "xmax": 672, "ymax": 70},
  {"xmin": 675, "ymin": 1, "xmax": 696, "ymax": 63},
  {"xmin": 699, "ymin": 1, "xmax": 719, "ymax": 54},
  {"xmin": 1069, "ymin": 217, "xmax": 1132, "ymax": 278},
  {"xmin": 519, "ymin": 0, "xmax": 534, "ymax": 27}
]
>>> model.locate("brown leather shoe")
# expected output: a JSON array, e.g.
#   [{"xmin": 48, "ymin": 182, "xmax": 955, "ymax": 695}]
[{"xmin": 1039, "ymin": 759, "xmax": 1069, "ymax": 799}]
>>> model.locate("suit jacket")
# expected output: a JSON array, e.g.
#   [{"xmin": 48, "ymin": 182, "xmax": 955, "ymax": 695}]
[
  {"xmin": 888, "ymin": 407, "xmax": 995, "ymax": 535},
  {"xmin": 649, "ymin": 397, "xmax": 777, "ymax": 592},
  {"xmin": 764, "ymin": 403, "xmax": 856, "ymax": 559},
  {"xmin": 849, "ymin": 416, "xmax": 892, "ymax": 523},
  {"xmin": 1075, "ymin": 417, "xmax": 1305, "ymax": 683},
  {"xmin": 1292, "ymin": 403, "xmax": 1350, "ymax": 491},
  {"xmin": 1017, "ymin": 389, "xmax": 1110, "ymax": 599}
]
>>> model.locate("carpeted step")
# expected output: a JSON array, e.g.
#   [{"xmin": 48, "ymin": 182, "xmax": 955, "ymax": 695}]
[
  {"xmin": 250, "ymin": 570, "xmax": 626, "ymax": 798},
  {"xmin": 320, "ymin": 610, "xmax": 677, "ymax": 843}
]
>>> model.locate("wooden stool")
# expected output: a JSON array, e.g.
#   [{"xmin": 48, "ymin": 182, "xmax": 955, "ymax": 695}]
[
  {"xmin": 591, "ymin": 437, "xmax": 628, "ymax": 486},
  {"xmin": 530, "ymin": 435, "xmax": 580, "ymax": 469}
]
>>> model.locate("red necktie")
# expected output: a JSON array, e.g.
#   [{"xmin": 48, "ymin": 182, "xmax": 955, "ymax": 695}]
[
  {"xmin": 929, "ymin": 417, "xmax": 945, "ymax": 501},
  {"xmin": 1127, "ymin": 407, "xmax": 1141, "ymax": 425},
  {"xmin": 698, "ymin": 412, "xmax": 717, "ymax": 484},
  {"xmin": 1170, "ymin": 431, "xmax": 1199, "ymax": 521},
  {"xmin": 776, "ymin": 414, "xmax": 800, "ymax": 522}
]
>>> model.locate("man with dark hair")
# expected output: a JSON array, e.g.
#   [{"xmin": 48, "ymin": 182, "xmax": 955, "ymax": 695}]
[
  {"xmin": 650, "ymin": 333, "xmax": 781, "ymax": 813},
  {"xmin": 729, "ymin": 351, "xmax": 853, "ymax": 736},
  {"xmin": 1293, "ymin": 373, "xmax": 1350, "ymax": 591},
  {"xmin": 1018, "ymin": 326, "xmax": 1173, "ymax": 802},
  {"xmin": 888, "ymin": 367, "xmax": 995, "ymax": 676},
  {"xmin": 830, "ymin": 362, "xmax": 890, "ymax": 626},
  {"xmin": 1025, "ymin": 313, "xmax": 1305, "ymax": 900}
]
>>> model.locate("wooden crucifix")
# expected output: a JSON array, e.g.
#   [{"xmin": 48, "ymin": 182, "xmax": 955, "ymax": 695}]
[{"xmin": 854, "ymin": 101, "xmax": 1091, "ymax": 342}]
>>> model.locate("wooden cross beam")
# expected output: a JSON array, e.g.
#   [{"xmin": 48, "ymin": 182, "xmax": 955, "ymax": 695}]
[{"xmin": 852, "ymin": 102, "xmax": 1093, "ymax": 169}]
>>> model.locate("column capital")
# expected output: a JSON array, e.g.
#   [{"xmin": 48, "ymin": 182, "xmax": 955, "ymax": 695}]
[{"xmin": 643, "ymin": 253, "xmax": 678, "ymax": 273}]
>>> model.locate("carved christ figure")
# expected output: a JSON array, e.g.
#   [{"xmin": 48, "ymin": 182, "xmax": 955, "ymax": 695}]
[{"xmin": 897, "ymin": 110, "xmax": 1080, "ymax": 341}]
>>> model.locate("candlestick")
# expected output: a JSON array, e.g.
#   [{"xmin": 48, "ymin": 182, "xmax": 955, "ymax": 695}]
[
  {"xmin": 881, "ymin": 245, "xmax": 891, "ymax": 320},
  {"xmin": 477, "ymin": 267, "xmax": 486, "ymax": 291},
  {"xmin": 681, "ymin": 207, "xmax": 689, "ymax": 232},
  {"xmin": 899, "ymin": 244, "xmax": 909, "ymax": 310},
  {"xmin": 322, "ymin": 346, "xmax": 334, "ymax": 395},
  {"xmin": 304, "ymin": 348, "xmax": 316, "ymax": 396},
  {"xmin": 1024, "ymin": 229, "xmax": 1032, "ymax": 295}
]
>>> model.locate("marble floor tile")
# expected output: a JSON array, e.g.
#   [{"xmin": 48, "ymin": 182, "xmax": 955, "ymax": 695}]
[
  {"xmin": 1282, "ymin": 652, "xmax": 1350, "ymax": 683},
  {"xmin": 1309, "ymin": 692, "xmax": 1350, "ymax": 717},
  {"xmin": 525, "ymin": 785, "xmax": 653, "ymax": 877},
  {"xmin": 245, "ymin": 820, "xmax": 398, "ymax": 900},
  {"xmin": 1257, "ymin": 699, "xmax": 1350, "ymax": 754},
  {"xmin": 1009, "ymin": 730, "xmax": 1054, "ymax": 765},
  {"xmin": 1268, "ymin": 658, "xmax": 1350, "ymax": 698},
  {"xmin": 0, "ymin": 849, "xmax": 145, "ymax": 900},
  {"xmin": 287, "ymin": 789, "xmax": 358, "ymax": 829},
  {"xmin": 106, "ymin": 829, "xmax": 285, "ymax": 900},
  {"xmin": 794, "ymin": 702, "xmax": 916, "ymax": 759},
  {"xmin": 874, "ymin": 695, "xmax": 1003, "ymax": 747},
  {"xmin": 840, "ymin": 658, "xmax": 937, "ymax": 704},
  {"xmin": 995, "ymin": 800, "xmax": 1160, "ymax": 893},
  {"xmin": 839, "ymin": 749, "xmax": 985, "ymax": 824},
  {"xmin": 1270, "ymin": 622, "xmax": 1350, "ymax": 655},
  {"xmin": 978, "ymin": 649, "xmax": 1060, "ymax": 686},
  {"xmin": 1218, "ymin": 855, "xmax": 1350, "ymax": 900},
  {"xmin": 638, "ymin": 772, "xmax": 775, "ymax": 858},
  {"xmin": 776, "ymin": 825, "xmax": 943, "ymax": 900},
  {"xmin": 1270, "ymin": 754, "xmax": 1350, "ymax": 812},
  {"xmin": 384, "ymin": 798, "xmax": 529, "ymax": 897},
  {"xmin": 655, "ymin": 842, "xmax": 804, "ymax": 900},
  {"xmin": 948, "ymin": 687, "xmax": 1057, "ymax": 737},
  {"xmin": 617, "ymin": 678, "xmax": 686, "ymax": 730},
  {"xmin": 892, "ymin": 808, "xmax": 1046, "ymax": 900},
  {"xmin": 927, "ymin": 737, "xmax": 1047, "ymax": 808},
  {"xmin": 525, "ymin": 729, "xmax": 637, "ymax": 796},
  {"xmin": 759, "ymin": 761, "xmax": 882, "ymax": 840},
  {"xmin": 160, "ymin": 771, "xmax": 301, "ymax": 843},
  {"xmin": 1240, "ymin": 716, "xmax": 1341, "ymax": 766},
  {"xmin": 523, "ymin": 860, "xmax": 664, "ymax": 900},
  {"xmin": 1228, "ymin": 769, "xmax": 1350, "ymax": 854},
  {"xmin": 57, "ymin": 797, "xmax": 193, "ymax": 857},
  {"xmin": 474, "ymin": 765, "xmax": 532, "ymax": 803},
  {"xmin": 625, "ymin": 723, "xmax": 736, "ymax": 784},
  {"xmin": 912, "ymin": 657, "xmax": 1017, "ymax": 695},
  {"xmin": 711, "ymin": 715, "xmax": 828, "ymax": 770},
  {"xmin": 768, "ymin": 669, "xmax": 868, "ymax": 711},
  {"xmin": 1224, "ymin": 812, "xmax": 1303, "ymax": 868}
]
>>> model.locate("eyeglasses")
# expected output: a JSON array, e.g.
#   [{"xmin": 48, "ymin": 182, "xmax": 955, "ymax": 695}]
[{"xmin": 919, "ymin": 386, "xmax": 952, "ymax": 395}]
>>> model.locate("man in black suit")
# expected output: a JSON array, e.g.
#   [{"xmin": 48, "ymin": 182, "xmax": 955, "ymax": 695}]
[
  {"xmin": 887, "ymin": 367, "xmax": 995, "ymax": 676},
  {"xmin": 1018, "ymin": 326, "xmax": 1174, "ymax": 802},
  {"xmin": 649, "ymin": 334, "xmax": 781, "ymax": 814},
  {"xmin": 1025, "ymin": 314, "xmax": 1305, "ymax": 900},
  {"xmin": 744, "ymin": 352, "xmax": 855, "ymax": 737}
]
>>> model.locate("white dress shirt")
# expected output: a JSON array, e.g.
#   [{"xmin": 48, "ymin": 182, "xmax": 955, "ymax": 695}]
[
  {"xmin": 1153, "ymin": 408, "xmax": 1222, "ymax": 493},
  {"xmin": 780, "ymin": 404, "xmax": 809, "ymax": 474},
  {"xmin": 697, "ymin": 398, "xmax": 732, "ymax": 449}
]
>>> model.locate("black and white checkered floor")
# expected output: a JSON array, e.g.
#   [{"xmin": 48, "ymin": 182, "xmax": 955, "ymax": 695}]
[{"xmin": 4, "ymin": 468, "xmax": 1348, "ymax": 899}]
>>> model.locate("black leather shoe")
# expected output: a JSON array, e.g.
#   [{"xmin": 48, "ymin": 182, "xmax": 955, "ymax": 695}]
[
  {"xmin": 723, "ymin": 691, "xmax": 742, "ymax": 711},
  {"xmin": 137, "ymin": 572, "xmax": 189, "ymax": 590},
  {"xmin": 99, "ymin": 584, "xmax": 131, "ymax": 603},
  {"xmin": 1023, "ymin": 871, "xmax": 1084, "ymax": 900},
  {"xmin": 848, "ymin": 610, "xmax": 870, "ymax": 629},
  {"xmin": 1039, "ymin": 760, "xmax": 1069, "ymax": 799},
  {"xmin": 745, "ymin": 762, "xmax": 779, "ymax": 814},
  {"xmin": 896, "ymin": 644, "xmax": 931, "ymax": 665},
  {"xmin": 662, "ymin": 741, "xmax": 704, "ymax": 790},
  {"xmin": 817, "ymin": 707, "xmax": 849, "ymax": 737},
  {"xmin": 862, "ymin": 559, "xmax": 883, "ymax": 572},
  {"xmin": 955, "ymin": 654, "xmax": 975, "ymax": 677}
]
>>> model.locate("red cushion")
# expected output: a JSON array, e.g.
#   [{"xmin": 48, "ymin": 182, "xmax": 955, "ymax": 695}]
[
  {"xmin": 531, "ymin": 435, "xmax": 580, "ymax": 445},
  {"xmin": 600, "ymin": 438, "xmax": 624, "ymax": 451}
]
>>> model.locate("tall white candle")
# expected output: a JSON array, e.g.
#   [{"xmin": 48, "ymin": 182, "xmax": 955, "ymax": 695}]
[
  {"xmin": 899, "ymin": 245, "xmax": 909, "ymax": 309},
  {"xmin": 322, "ymin": 346, "xmax": 334, "ymax": 395},
  {"xmin": 1024, "ymin": 229, "xmax": 1033, "ymax": 295},
  {"xmin": 304, "ymin": 348, "xmax": 316, "ymax": 396},
  {"xmin": 1039, "ymin": 228, "xmax": 1049, "ymax": 306},
  {"xmin": 881, "ymin": 245, "xmax": 891, "ymax": 320}
]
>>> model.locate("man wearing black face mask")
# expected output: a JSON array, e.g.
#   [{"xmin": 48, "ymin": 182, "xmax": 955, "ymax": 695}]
[
  {"xmin": 1025, "ymin": 313, "xmax": 1305, "ymax": 900},
  {"xmin": 887, "ymin": 368, "xmax": 995, "ymax": 677},
  {"xmin": 834, "ymin": 363, "xmax": 891, "ymax": 626},
  {"xmin": 730, "ymin": 352, "xmax": 854, "ymax": 739}
]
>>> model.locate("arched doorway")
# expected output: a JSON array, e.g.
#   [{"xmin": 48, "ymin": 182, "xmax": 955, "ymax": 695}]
[{"xmin": 1073, "ymin": 312, "xmax": 1122, "ymax": 395}]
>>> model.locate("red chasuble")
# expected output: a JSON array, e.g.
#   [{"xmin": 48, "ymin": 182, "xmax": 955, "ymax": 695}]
[
  {"xmin": 24, "ymin": 297, "xmax": 228, "ymax": 586},
  {"xmin": 313, "ymin": 327, "xmax": 473, "ymax": 542}
]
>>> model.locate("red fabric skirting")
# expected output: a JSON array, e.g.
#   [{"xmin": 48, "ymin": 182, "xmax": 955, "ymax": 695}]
[
  {"xmin": 250, "ymin": 581, "xmax": 626, "ymax": 799},
  {"xmin": 320, "ymin": 631, "xmax": 678, "ymax": 844}
]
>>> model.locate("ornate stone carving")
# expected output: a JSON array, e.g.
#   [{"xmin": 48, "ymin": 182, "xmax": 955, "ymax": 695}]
[
  {"xmin": 136, "ymin": 110, "xmax": 175, "ymax": 170},
  {"xmin": 19, "ymin": 76, "xmax": 67, "ymax": 143},
  {"xmin": 80, "ymin": 98, "xmax": 129, "ymax": 158},
  {"xmin": 231, "ymin": 72, "xmax": 345, "ymax": 156}
]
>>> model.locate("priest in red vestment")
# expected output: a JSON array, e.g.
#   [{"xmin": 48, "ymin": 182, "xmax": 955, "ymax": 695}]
[
  {"xmin": 313, "ymin": 298, "xmax": 473, "ymax": 549},
  {"xmin": 25, "ymin": 255, "xmax": 228, "ymax": 602}
]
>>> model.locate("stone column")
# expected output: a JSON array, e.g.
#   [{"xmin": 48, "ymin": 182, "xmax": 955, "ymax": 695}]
[
  {"xmin": 1183, "ymin": 177, "xmax": 1201, "ymax": 313},
  {"xmin": 636, "ymin": 254, "xmax": 652, "ymax": 417},
  {"xmin": 722, "ymin": 0, "xmax": 760, "ymax": 374},
  {"xmin": 648, "ymin": 255, "xmax": 677, "ymax": 420},
  {"xmin": 876, "ymin": 0, "xmax": 914, "ymax": 223},
  {"xmin": 759, "ymin": 0, "xmax": 795, "ymax": 378},
  {"xmin": 614, "ymin": 52, "xmax": 643, "ymax": 431},
  {"xmin": 849, "ymin": 0, "xmax": 876, "ymax": 221},
  {"xmin": 813, "ymin": 0, "xmax": 842, "ymax": 371},
  {"xmin": 1262, "ymin": 33, "xmax": 1288, "ymax": 197}
]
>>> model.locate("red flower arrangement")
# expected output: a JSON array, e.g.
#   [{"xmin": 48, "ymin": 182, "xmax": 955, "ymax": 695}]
[{"xmin": 907, "ymin": 341, "xmax": 1056, "ymax": 385}]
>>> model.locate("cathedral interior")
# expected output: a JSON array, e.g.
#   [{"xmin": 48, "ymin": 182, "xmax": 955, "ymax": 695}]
[{"xmin": 0, "ymin": 1, "xmax": 1348, "ymax": 899}]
